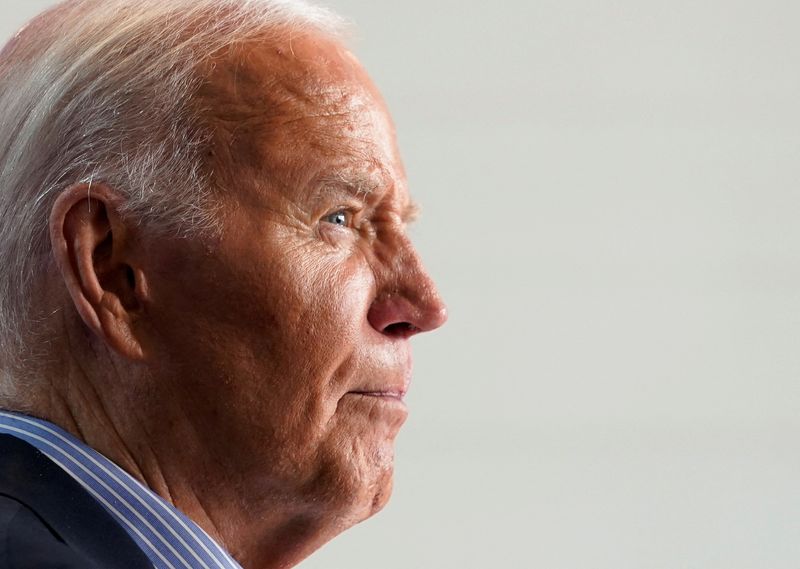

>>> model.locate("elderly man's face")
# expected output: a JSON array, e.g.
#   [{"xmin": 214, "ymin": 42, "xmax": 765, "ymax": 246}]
[{"xmin": 134, "ymin": 32, "xmax": 446, "ymax": 528}]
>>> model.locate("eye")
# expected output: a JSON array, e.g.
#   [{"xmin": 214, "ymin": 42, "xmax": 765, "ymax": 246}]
[{"xmin": 322, "ymin": 209, "xmax": 353, "ymax": 228}]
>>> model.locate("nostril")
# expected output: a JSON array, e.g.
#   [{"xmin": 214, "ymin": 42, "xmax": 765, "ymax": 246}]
[
  {"xmin": 383, "ymin": 322, "xmax": 420, "ymax": 338},
  {"xmin": 368, "ymin": 293, "xmax": 445, "ymax": 337}
]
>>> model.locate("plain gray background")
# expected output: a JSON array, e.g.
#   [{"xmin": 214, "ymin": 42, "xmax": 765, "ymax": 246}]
[{"xmin": 3, "ymin": 1, "xmax": 800, "ymax": 568}]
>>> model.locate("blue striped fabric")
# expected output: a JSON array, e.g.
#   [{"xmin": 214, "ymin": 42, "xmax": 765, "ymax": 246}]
[{"xmin": 0, "ymin": 410, "xmax": 242, "ymax": 569}]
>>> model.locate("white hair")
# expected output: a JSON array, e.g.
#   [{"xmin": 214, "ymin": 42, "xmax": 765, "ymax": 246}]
[{"xmin": 0, "ymin": 0, "xmax": 347, "ymax": 382}]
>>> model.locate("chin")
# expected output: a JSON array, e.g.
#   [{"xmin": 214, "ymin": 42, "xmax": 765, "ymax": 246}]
[
  {"xmin": 365, "ymin": 471, "xmax": 394, "ymax": 518},
  {"xmin": 302, "ymin": 438, "xmax": 398, "ymax": 529},
  {"xmin": 295, "ymin": 401, "xmax": 405, "ymax": 527},
  {"xmin": 329, "ymin": 466, "xmax": 395, "ymax": 530}
]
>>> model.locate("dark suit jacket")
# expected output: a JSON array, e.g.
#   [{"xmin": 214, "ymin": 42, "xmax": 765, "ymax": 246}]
[{"xmin": 0, "ymin": 434, "xmax": 153, "ymax": 568}]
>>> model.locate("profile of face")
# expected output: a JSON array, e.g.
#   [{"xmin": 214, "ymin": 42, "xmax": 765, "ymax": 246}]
[{"xmin": 115, "ymin": 30, "xmax": 447, "ymax": 538}]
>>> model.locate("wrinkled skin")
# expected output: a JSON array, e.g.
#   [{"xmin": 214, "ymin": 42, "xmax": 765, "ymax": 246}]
[
  {"xmin": 141, "ymin": 31, "xmax": 447, "ymax": 557},
  {"xmin": 45, "ymin": 30, "xmax": 446, "ymax": 569}
]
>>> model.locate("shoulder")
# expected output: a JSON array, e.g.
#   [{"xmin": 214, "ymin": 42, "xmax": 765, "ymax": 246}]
[
  {"xmin": 0, "ymin": 494, "xmax": 99, "ymax": 568},
  {"xmin": 0, "ymin": 434, "xmax": 152, "ymax": 568}
]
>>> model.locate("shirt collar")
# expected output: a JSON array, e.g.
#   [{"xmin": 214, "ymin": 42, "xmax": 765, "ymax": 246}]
[{"xmin": 0, "ymin": 410, "xmax": 242, "ymax": 569}]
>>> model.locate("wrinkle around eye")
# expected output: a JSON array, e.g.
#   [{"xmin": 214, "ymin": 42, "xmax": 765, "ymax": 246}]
[{"xmin": 318, "ymin": 212, "xmax": 361, "ymax": 248}]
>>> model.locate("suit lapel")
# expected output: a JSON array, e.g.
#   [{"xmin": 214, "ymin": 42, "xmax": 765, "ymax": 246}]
[{"xmin": 0, "ymin": 434, "xmax": 153, "ymax": 568}]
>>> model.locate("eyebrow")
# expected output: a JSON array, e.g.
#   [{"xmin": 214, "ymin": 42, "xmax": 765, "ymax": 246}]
[
  {"xmin": 402, "ymin": 200, "xmax": 421, "ymax": 224},
  {"xmin": 315, "ymin": 172, "xmax": 381, "ymax": 199},
  {"xmin": 314, "ymin": 172, "xmax": 422, "ymax": 224}
]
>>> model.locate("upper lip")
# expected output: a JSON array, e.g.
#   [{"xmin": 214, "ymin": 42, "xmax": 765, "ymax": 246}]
[{"xmin": 346, "ymin": 345, "xmax": 412, "ymax": 399}]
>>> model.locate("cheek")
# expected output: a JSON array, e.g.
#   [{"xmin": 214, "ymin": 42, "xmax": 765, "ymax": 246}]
[
  {"xmin": 284, "ymin": 223, "xmax": 371, "ymax": 310},
  {"xmin": 233, "ymin": 252, "xmax": 384, "ymax": 494},
  {"xmin": 283, "ymin": 252, "xmax": 375, "ymax": 402},
  {"xmin": 240, "ymin": 243, "xmax": 375, "ymax": 412}
]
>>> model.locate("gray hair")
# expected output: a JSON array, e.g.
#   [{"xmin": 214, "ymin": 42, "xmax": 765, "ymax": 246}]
[{"xmin": 0, "ymin": 0, "xmax": 346, "ymax": 379}]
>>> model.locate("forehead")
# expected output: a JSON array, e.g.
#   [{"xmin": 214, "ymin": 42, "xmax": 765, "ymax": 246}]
[{"xmin": 198, "ymin": 30, "xmax": 405, "ymax": 199}]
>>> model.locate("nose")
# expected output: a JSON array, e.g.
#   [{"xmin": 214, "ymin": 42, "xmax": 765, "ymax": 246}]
[{"xmin": 367, "ymin": 239, "xmax": 448, "ymax": 339}]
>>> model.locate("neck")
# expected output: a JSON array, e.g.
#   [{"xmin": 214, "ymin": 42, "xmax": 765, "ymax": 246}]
[{"xmin": 18, "ymin": 337, "xmax": 343, "ymax": 569}]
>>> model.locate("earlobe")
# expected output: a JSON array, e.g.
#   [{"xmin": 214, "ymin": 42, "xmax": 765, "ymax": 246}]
[{"xmin": 49, "ymin": 183, "xmax": 146, "ymax": 360}]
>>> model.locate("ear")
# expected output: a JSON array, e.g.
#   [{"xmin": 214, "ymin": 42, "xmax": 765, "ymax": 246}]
[{"xmin": 49, "ymin": 182, "xmax": 147, "ymax": 360}]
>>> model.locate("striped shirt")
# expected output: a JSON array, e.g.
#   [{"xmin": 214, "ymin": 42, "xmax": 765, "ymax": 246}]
[{"xmin": 0, "ymin": 410, "xmax": 242, "ymax": 569}]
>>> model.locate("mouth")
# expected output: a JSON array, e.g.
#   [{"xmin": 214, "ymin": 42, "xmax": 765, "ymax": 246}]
[
  {"xmin": 346, "ymin": 351, "xmax": 413, "ymax": 407},
  {"xmin": 348, "ymin": 389, "xmax": 407, "ymax": 401},
  {"xmin": 344, "ymin": 391, "xmax": 409, "ymax": 420}
]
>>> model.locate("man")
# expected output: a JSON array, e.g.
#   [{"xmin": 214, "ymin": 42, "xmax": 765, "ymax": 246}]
[{"xmin": 0, "ymin": 0, "xmax": 447, "ymax": 567}]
